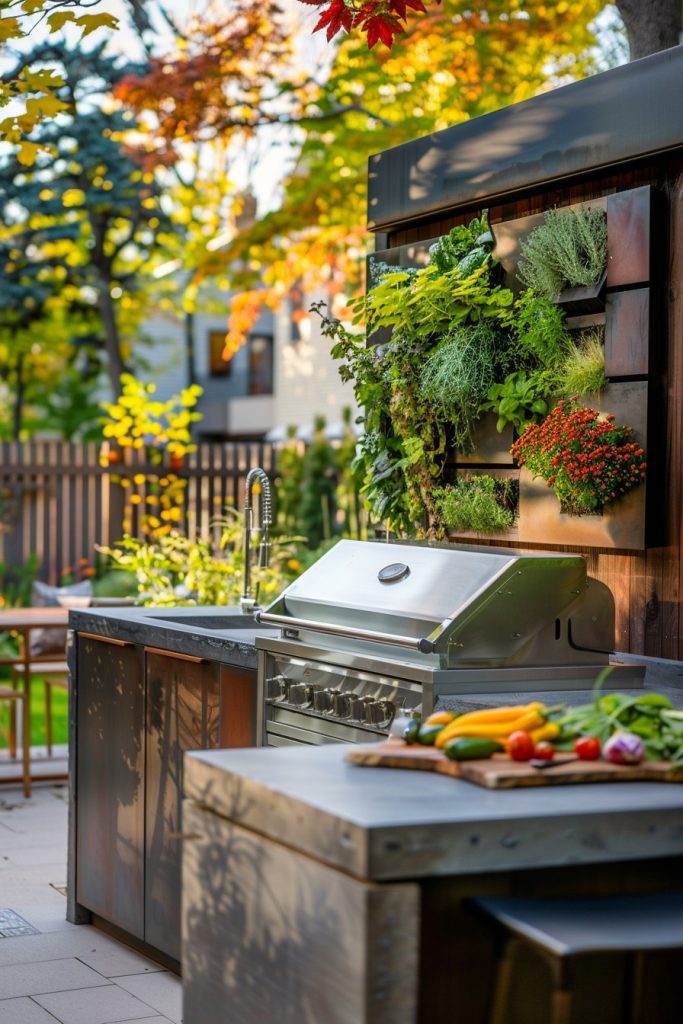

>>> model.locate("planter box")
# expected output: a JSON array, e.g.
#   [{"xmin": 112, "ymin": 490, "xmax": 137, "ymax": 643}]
[
  {"xmin": 456, "ymin": 415, "xmax": 515, "ymax": 466},
  {"xmin": 517, "ymin": 381, "xmax": 648, "ymax": 551},
  {"xmin": 555, "ymin": 272, "xmax": 607, "ymax": 316}
]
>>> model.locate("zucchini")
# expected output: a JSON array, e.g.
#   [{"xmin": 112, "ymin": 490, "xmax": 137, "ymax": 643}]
[
  {"xmin": 403, "ymin": 718, "xmax": 422, "ymax": 744},
  {"xmin": 443, "ymin": 737, "xmax": 503, "ymax": 761},
  {"xmin": 417, "ymin": 723, "xmax": 445, "ymax": 746}
]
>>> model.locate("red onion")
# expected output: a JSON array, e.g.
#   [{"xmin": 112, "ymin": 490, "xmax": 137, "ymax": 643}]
[{"xmin": 603, "ymin": 731, "xmax": 645, "ymax": 765}]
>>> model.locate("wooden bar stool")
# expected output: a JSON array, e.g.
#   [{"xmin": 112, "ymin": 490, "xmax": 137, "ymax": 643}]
[
  {"xmin": 472, "ymin": 890, "xmax": 683, "ymax": 1024},
  {"xmin": 12, "ymin": 660, "xmax": 68, "ymax": 756},
  {"xmin": 0, "ymin": 677, "xmax": 31, "ymax": 798}
]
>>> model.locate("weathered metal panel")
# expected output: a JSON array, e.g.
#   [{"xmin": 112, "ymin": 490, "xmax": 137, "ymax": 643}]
[{"xmin": 368, "ymin": 46, "xmax": 683, "ymax": 229}]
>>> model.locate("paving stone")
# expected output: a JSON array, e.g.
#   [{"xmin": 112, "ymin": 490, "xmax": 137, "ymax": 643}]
[
  {"xmin": 34, "ymin": 984, "xmax": 160, "ymax": 1024},
  {"xmin": 0, "ymin": 996, "xmax": 63, "ymax": 1023},
  {"xmin": 0, "ymin": 925, "xmax": 136, "ymax": 968},
  {"xmin": 114, "ymin": 974, "xmax": 182, "ymax": 1024},
  {"xmin": 0, "ymin": 958, "xmax": 105, "ymax": 998},
  {"xmin": 76, "ymin": 946, "xmax": 165, "ymax": 979}
]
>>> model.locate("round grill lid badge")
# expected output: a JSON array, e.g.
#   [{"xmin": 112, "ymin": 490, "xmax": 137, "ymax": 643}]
[{"xmin": 377, "ymin": 562, "xmax": 410, "ymax": 584}]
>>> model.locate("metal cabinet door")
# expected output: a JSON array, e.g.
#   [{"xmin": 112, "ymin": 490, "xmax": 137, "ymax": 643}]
[
  {"xmin": 75, "ymin": 634, "xmax": 145, "ymax": 938},
  {"xmin": 144, "ymin": 649, "xmax": 221, "ymax": 962}
]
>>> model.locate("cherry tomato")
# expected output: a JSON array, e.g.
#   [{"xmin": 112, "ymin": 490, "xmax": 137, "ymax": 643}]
[
  {"xmin": 507, "ymin": 730, "xmax": 535, "ymax": 762},
  {"xmin": 574, "ymin": 736, "xmax": 601, "ymax": 761},
  {"xmin": 533, "ymin": 741, "xmax": 555, "ymax": 760}
]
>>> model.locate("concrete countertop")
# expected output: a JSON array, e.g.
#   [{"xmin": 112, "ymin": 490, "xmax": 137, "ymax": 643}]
[
  {"xmin": 184, "ymin": 741, "xmax": 683, "ymax": 883},
  {"xmin": 68, "ymin": 605, "xmax": 277, "ymax": 669}
]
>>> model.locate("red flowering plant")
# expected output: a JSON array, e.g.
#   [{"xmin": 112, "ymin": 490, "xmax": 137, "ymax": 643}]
[{"xmin": 510, "ymin": 400, "xmax": 647, "ymax": 516}]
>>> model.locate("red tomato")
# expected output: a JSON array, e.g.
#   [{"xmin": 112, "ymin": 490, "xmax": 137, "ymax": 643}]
[
  {"xmin": 574, "ymin": 736, "xmax": 601, "ymax": 761},
  {"xmin": 507, "ymin": 730, "xmax": 535, "ymax": 762},
  {"xmin": 533, "ymin": 741, "xmax": 555, "ymax": 760}
]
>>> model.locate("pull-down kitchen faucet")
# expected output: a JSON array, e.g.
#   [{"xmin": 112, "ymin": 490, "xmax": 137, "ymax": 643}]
[{"xmin": 240, "ymin": 467, "xmax": 273, "ymax": 613}]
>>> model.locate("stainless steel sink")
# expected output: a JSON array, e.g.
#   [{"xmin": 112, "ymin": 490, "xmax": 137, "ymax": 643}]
[{"xmin": 148, "ymin": 613, "xmax": 277, "ymax": 632}]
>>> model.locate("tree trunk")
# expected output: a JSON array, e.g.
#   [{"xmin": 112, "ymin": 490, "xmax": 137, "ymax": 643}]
[
  {"xmin": 616, "ymin": 0, "xmax": 681, "ymax": 60},
  {"xmin": 97, "ymin": 286, "xmax": 128, "ymax": 394}
]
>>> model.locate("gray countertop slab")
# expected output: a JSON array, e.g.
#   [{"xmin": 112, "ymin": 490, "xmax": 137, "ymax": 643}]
[
  {"xmin": 68, "ymin": 605, "xmax": 277, "ymax": 668},
  {"xmin": 184, "ymin": 742, "xmax": 683, "ymax": 883}
]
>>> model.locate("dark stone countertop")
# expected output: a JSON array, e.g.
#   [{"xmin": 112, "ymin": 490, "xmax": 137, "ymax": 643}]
[
  {"xmin": 68, "ymin": 605, "xmax": 278, "ymax": 669},
  {"xmin": 185, "ymin": 741, "xmax": 683, "ymax": 883}
]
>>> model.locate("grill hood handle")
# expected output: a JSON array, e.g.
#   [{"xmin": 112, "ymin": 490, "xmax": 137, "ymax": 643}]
[{"xmin": 254, "ymin": 610, "xmax": 437, "ymax": 654}]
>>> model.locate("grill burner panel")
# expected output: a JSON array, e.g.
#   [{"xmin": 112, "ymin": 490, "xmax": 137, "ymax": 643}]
[{"xmin": 255, "ymin": 540, "xmax": 644, "ymax": 746}]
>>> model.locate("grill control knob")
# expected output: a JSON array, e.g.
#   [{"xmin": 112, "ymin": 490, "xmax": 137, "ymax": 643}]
[
  {"xmin": 332, "ymin": 692, "xmax": 352, "ymax": 719},
  {"xmin": 349, "ymin": 695, "xmax": 373, "ymax": 721},
  {"xmin": 365, "ymin": 699, "xmax": 396, "ymax": 729},
  {"xmin": 288, "ymin": 682, "xmax": 312, "ymax": 707},
  {"xmin": 313, "ymin": 688, "xmax": 333, "ymax": 713},
  {"xmin": 265, "ymin": 675, "xmax": 288, "ymax": 700}
]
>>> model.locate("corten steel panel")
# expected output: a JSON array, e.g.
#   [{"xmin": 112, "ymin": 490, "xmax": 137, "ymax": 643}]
[
  {"xmin": 368, "ymin": 47, "xmax": 683, "ymax": 230},
  {"xmin": 605, "ymin": 289, "xmax": 651, "ymax": 377},
  {"xmin": 144, "ymin": 651, "xmax": 220, "ymax": 962},
  {"xmin": 606, "ymin": 186, "xmax": 651, "ymax": 286},
  {"xmin": 75, "ymin": 635, "xmax": 145, "ymax": 938}
]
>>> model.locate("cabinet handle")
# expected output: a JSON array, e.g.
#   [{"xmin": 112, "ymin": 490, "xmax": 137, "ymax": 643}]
[
  {"xmin": 79, "ymin": 632, "xmax": 133, "ymax": 647},
  {"xmin": 144, "ymin": 646, "xmax": 209, "ymax": 664}
]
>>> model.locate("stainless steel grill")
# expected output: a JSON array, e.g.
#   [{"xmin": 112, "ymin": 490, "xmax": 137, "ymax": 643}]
[{"xmin": 255, "ymin": 540, "xmax": 644, "ymax": 747}]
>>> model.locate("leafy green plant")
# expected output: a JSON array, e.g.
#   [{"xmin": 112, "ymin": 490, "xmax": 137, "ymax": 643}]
[
  {"xmin": 427, "ymin": 214, "xmax": 493, "ymax": 276},
  {"xmin": 512, "ymin": 290, "xmax": 569, "ymax": 368},
  {"xmin": 419, "ymin": 322, "xmax": 500, "ymax": 452},
  {"xmin": 559, "ymin": 329, "xmax": 607, "ymax": 397},
  {"xmin": 433, "ymin": 475, "xmax": 517, "ymax": 534},
  {"xmin": 299, "ymin": 415, "xmax": 338, "ymax": 549},
  {"xmin": 481, "ymin": 371, "xmax": 550, "ymax": 433},
  {"xmin": 99, "ymin": 510, "xmax": 301, "ymax": 607},
  {"xmin": 322, "ymin": 218, "xmax": 515, "ymax": 538},
  {"xmin": 517, "ymin": 207, "xmax": 608, "ymax": 300},
  {"xmin": 511, "ymin": 400, "xmax": 646, "ymax": 515}
]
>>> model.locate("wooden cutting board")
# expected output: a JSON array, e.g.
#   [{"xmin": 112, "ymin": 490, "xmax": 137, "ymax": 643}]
[{"xmin": 344, "ymin": 740, "xmax": 683, "ymax": 788}]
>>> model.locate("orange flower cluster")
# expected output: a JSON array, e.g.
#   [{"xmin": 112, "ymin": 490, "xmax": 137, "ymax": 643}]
[{"xmin": 511, "ymin": 400, "xmax": 647, "ymax": 516}]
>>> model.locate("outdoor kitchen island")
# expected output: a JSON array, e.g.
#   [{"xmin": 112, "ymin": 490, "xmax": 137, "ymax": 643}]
[{"xmin": 182, "ymin": 739, "xmax": 683, "ymax": 1024}]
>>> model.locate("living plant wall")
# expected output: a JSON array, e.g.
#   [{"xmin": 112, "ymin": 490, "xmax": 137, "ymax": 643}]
[{"xmin": 324, "ymin": 186, "xmax": 654, "ymax": 550}]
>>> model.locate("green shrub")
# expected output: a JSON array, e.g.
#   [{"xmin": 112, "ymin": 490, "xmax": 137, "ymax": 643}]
[
  {"xmin": 512, "ymin": 290, "xmax": 569, "ymax": 368},
  {"xmin": 517, "ymin": 207, "xmax": 608, "ymax": 299},
  {"xmin": 419, "ymin": 322, "xmax": 500, "ymax": 453},
  {"xmin": 559, "ymin": 329, "xmax": 607, "ymax": 397},
  {"xmin": 433, "ymin": 475, "xmax": 517, "ymax": 534}
]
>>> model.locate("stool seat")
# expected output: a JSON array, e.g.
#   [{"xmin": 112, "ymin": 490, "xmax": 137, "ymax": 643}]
[
  {"xmin": 13, "ymin": 660, "xmax": 68, "ymax": 676},
  {"xmin": 474, "ymin": 890, "xmax": 683, "ymax": 958}
]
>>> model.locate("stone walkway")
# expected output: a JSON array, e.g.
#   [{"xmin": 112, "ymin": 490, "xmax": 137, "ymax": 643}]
[{"xmin": 0, "ymin": 781, "xmax": 182, "ymax": 1023}]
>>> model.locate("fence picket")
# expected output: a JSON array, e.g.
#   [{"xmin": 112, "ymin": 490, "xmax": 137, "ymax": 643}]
[{"xmin": 0, "ymin": 441, "xmax": 277, "ymax": 585}]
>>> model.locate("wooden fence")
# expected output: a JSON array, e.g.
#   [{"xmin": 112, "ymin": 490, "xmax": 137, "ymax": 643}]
[{"xmin": 0, "ymin": 441, "xmax": 277, "ymax": 586}]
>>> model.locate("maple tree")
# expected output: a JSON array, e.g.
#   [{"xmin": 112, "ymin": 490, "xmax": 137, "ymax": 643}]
[
  {"xmin": 0, "ymin": 1, "xmax": 120, "ymax": 155},
  {"xmin": 297, "ymin": 0, "xmax": 683, "ymax": 56}
]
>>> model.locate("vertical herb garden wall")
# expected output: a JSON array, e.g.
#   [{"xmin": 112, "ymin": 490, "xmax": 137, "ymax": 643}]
[{"xmin": 326, "ymin": 188, "xmax": 652, "ymax": 551}]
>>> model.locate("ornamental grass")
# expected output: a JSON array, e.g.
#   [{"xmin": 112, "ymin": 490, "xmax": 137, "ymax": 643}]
[{"xmin": 511, "ymin": 400, "xmax": 646, "ymax": 516}]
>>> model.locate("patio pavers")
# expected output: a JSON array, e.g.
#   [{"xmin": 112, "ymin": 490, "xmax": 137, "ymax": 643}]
[{"xmin": 0, "ymin": 782, "xmax": 181, "ymax": 1023}]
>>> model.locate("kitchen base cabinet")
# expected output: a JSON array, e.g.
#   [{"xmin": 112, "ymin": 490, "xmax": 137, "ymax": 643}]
[
  {"xmin": 182, "ymin": 744, "xmax": 683, "ymax": 1024},
  {"xmin": 68, "ymin": 612, "xmax": 260, "ymax": 967},
  {"xmin": 145, "ymin": 649, "xmax": 222, "ymax": 962},
  {"xmin": 74, "ymin": 635, "xmax": 145, "ymax": 939}
]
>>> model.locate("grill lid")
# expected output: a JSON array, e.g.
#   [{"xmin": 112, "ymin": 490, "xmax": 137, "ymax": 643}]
[{"xmin": 257, "ymin": 540, "xmax": 609, "ymax": 668}]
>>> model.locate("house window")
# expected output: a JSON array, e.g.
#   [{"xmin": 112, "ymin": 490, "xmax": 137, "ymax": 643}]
[
  {"xmin": 247, "ymin": 334, "xmax": 273, "ymax": 395},
  {"xmin": 208, "ymin": 331, "xmax": 231, "ymax": 377}
]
